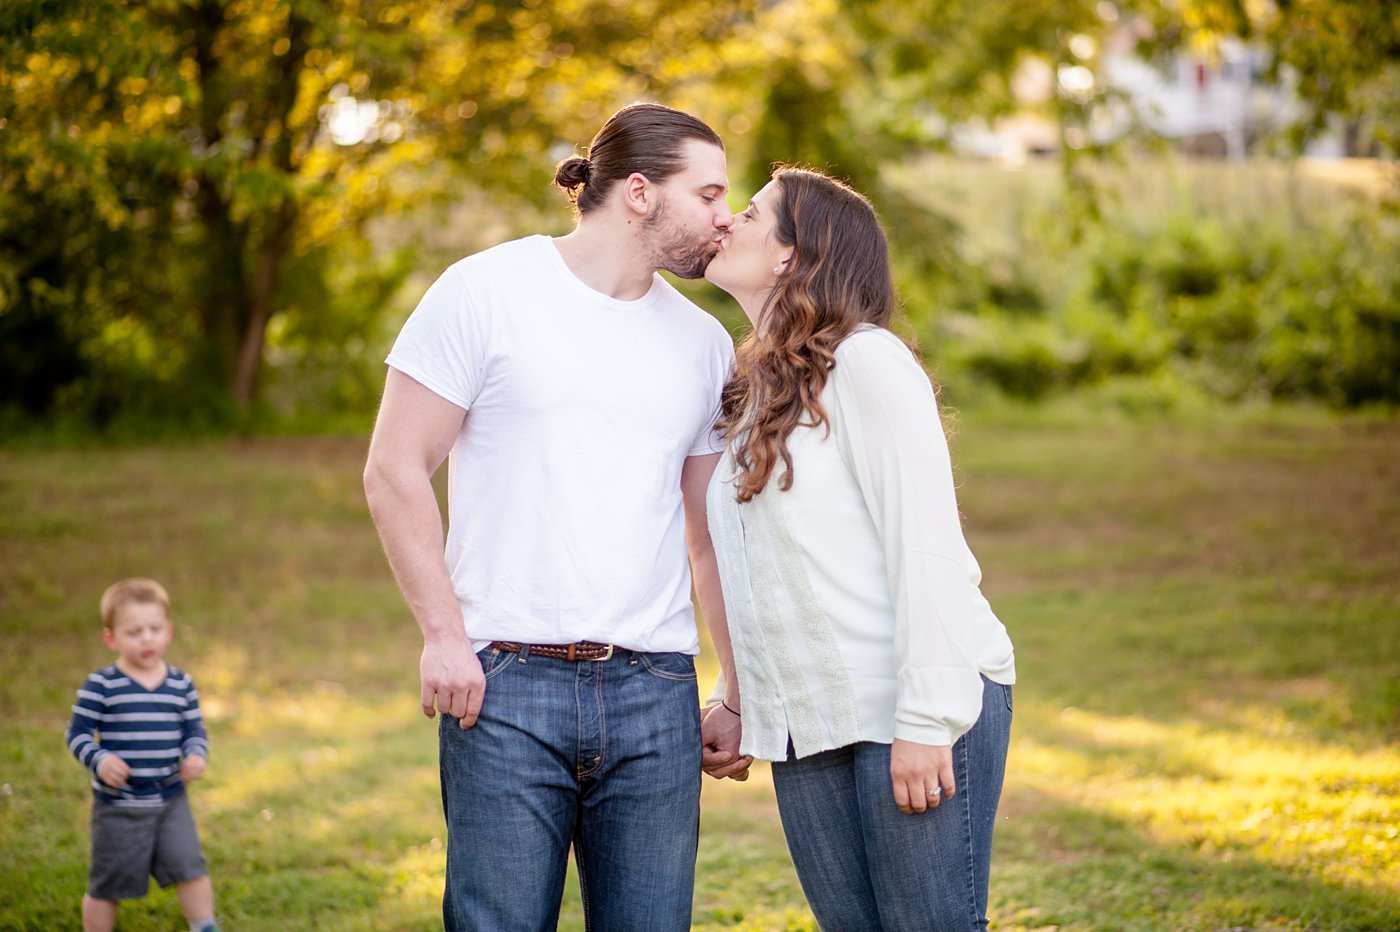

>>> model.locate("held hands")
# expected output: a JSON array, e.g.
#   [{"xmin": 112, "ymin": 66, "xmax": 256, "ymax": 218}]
[
  {"xmin": 96, "ymin": 754, "xmax": 130, "ymax": 789},
  {"xmin": 890, "ymin": 738, "xmax": 955, "ymax": 814},
  {"xmin": 700, "ymin": 702, "xmax": 752, "ymax": 781},
  {"xmin": 181, "ymin": 754, "xmax": 207, "ymax": 783},
  {"xmin": 421, "ymin": 636, "xmax": 486, "ymax": 729}
]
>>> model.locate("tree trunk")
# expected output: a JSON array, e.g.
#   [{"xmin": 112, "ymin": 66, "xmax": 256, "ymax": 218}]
[
  {"xmin": 187, "ymin": 0, "xmax": 248, "ymax": 403},
  {"xmin": 230, "ymin": 8, "xmax": 309, "ymax": 409},
  {"xmin": 233, "ymin": 199, "xmax": 296, "ymax": 407}
]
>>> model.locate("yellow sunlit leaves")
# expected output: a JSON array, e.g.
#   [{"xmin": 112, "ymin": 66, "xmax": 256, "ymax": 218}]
[
  {"xmin": 377, "ymin": 4, "xmax": 411, "ymax": 26},
  {"xmin": 1242, "ymin": 0, "xmax": 1280, "ymax": 30}
]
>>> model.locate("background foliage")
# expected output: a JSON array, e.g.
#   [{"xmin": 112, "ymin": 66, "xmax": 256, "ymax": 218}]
[{"xmin": 1, "ymin": 0, "xmax": 1398, "ymax": 431}]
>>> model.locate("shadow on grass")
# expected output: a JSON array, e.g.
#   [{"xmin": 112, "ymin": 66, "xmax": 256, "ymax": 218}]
[{"xmin": 995, "ymin": 784, "xmax": 1400, "ymax": 932}]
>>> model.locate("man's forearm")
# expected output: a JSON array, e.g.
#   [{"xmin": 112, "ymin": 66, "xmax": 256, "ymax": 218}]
[
  {"xmin": 365, "ymin": 459, "xmax": 467, "ymax": 644},
  {"xmin": 690, "ymin": 541, "xmax": 739, "ymax": 708}
]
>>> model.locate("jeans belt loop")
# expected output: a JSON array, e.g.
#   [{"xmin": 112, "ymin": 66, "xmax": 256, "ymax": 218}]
[{"xmin": 517, "ymin": 643, "xmax": 531, "ymax": 664}]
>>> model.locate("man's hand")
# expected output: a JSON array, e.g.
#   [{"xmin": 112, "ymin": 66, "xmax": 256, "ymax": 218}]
[
  {"xmin": 421, "ymin": 637, "xmax": 487, "ymax": 728},
  {"xmin": 700, "ymin": 702, "xmax": 752, "ymax": 781},
  {"xmin": 181, "ymin": 754, "xmax": 207, "ymax": 783},
  {"xmin": 890, "ymin": 738, "xmax": 955, "ymax": 814},
  {"xmin": 96, "ymin": 754, "xmax": 130, "ymax": 789}
]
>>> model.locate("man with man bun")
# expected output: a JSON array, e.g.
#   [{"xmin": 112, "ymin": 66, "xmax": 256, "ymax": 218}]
[{"xmin": 364, "ymin": 103, "xmax": 736, "ymax": 930}]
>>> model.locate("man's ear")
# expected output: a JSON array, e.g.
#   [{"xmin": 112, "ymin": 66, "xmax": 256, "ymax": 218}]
[{"xmin": 621, "ymin": 172, "xmax": 653, "ymax": 218}]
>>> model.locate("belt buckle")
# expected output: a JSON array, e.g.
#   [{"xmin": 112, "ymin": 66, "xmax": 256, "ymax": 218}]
[{"xmin": 589, "ymin": 643, "xmax": 614, "ymax": 662}]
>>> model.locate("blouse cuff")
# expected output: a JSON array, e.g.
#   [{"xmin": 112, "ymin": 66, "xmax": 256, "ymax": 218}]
[
  {"xmin": 892, "ymin": 719, "xmax": 957, "ymax": 747},
  {"xmin": 896, "ymin": 664, "xmax": 983, "ymax": 747}
]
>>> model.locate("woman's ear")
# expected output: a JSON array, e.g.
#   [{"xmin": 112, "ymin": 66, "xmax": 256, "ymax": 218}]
[{"xmin": 772, "ymin": 248, "xmax": 794, "ymax": 276}]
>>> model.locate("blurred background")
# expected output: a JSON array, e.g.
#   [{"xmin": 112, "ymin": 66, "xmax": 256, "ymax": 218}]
[
  {"xmin": 1, "ymin": 0, "xmax": 1397, "ymax": 432},
  {"xmin": 2, "ymin": 2, "xmax": 1398, "ymax": 930}
]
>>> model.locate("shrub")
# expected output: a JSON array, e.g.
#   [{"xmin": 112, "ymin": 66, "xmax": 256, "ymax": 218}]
[{"xmin": 896, "ymin": 159, "xmax": 1400, "ymax": 409}]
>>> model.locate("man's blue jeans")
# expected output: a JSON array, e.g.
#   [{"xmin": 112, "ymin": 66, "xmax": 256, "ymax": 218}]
[
  {"xmin": 771, "ymin": 675, "xmax": 1013, "ymax": 932},
  {"xmin": 438, "ymin": 645, "xmax": 702, "ymax": 931}
]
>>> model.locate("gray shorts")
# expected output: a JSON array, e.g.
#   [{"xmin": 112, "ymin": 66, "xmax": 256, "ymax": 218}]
[{"xmin": 88, "ymin": 791, "xmax": 208, "ymax": 901}]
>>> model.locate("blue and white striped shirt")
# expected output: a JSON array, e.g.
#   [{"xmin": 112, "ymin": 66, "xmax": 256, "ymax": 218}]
[{"xmin": 66, "ymin": 664, "xmax": 209, "ymax": 807}]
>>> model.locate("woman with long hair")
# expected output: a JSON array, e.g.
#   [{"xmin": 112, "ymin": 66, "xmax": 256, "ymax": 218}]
[{"xmin": 700, "ymin": 167, "xmax": 1016, "ymax": 931}]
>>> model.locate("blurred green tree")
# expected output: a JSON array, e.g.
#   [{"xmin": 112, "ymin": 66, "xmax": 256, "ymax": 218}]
[
  {"xmin": 2, "ymin": 0, "xmax": 1395, "ymax": 423},
  {"xmin": 0, "ymin": 0, "xmax": 758, "ymax": 423}
]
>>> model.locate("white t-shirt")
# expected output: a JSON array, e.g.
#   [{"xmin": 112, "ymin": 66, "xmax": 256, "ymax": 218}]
[{"xmin": 386, "ymin": 234, "xmax": 735, "ymax": 653}]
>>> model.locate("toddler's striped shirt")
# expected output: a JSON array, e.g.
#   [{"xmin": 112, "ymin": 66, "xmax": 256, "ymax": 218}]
[{"xmin": 66, "ymin": 664, "xmax": 208, "ymax": 807}]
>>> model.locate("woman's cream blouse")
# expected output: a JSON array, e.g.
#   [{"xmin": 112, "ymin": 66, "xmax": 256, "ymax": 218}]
[{"xmin": 706, "ymin": 326, "xmax": 1016, "ymax": 762}]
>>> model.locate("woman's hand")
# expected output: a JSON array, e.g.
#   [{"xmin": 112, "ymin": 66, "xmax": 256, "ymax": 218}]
[
  {"xmin": 890, "ymin": 738, "xmax": 954, "ymax": 814},
  {"xmin": 700, "ymin": 702, "xmax": 752, "ymax": 781}
]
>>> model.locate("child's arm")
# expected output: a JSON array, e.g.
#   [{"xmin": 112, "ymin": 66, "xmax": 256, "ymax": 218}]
[
  {"xmin": 179, "ymin": 673, "xmax": 209, "ymax": 782},
  {"xmin": 66, "ymin": 674, "xmax": 129, "ymax": 788}
]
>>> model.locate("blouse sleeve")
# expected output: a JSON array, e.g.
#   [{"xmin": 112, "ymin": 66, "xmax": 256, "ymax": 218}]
[{"xmin": 830, "ymin": 330, "xmax": 992, "ymax": 747}]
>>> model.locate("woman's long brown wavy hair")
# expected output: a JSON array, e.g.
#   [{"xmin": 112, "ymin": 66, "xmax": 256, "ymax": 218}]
[{"xmin": 719, "ymin": 167, "xmax": 900, "ymax": 503}]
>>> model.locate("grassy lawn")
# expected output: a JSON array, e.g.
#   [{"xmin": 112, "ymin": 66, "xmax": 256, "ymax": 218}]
[{"xmin": 2, "ymin": 409, "xmax": 1397, "ymax": 930}]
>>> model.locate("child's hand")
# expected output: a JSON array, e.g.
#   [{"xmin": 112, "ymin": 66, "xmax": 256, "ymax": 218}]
[
  {"xmin": 97, "ymin": 754, "xmax": 130, "ymax": 789},
  {"xmin": 181, "ymin": 754, "xmax": 207, "ymax": 783}
]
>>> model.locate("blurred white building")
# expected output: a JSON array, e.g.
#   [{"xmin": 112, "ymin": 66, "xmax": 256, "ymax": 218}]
[
  {"xmin": 964, "ymin": 21, "xmax": 1346, "ymax": 162},
  {"xmin": 1097, "ymin": 31, "xmax": 1305, "ymax": 159}
]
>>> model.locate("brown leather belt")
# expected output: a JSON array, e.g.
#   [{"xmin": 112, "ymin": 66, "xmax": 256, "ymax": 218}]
[{"xmin": 491, "ymin": 640, "xmax": 616, "ymax": 662}]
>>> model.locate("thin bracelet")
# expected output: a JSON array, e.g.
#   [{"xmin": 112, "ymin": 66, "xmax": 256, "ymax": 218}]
[{"xmin": 721, "ymin": 700, "xmax": 741, "ymax": 717}]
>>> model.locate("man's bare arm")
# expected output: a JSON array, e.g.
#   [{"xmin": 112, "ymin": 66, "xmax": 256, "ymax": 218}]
[
  {"xmin": 682, "ymin": 452, "xmax": 750, "ymax": 780},
  {"xmin": 364, "ymin": 369, "xmax": 485, "ymax": 727}
]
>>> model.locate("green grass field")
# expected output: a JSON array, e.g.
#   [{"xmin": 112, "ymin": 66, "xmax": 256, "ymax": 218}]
[{"xmin": 2, "ymin": 408, "xmax": 1397, "ymax": 930}]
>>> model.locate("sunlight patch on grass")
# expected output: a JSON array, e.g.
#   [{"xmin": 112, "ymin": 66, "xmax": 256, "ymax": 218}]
[
  {"xmin": 199, "ymin": 686, "xmax": 432, "ymax": 812},
  {"xmin": 365, "ymin": 841, "xmax": 445, "ymax": 931},
  {"xmin": 1011, "ymin": 700, "xmax": 1400, "ymax": 896}
]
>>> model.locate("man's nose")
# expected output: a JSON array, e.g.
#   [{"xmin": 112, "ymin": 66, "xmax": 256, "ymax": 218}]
[{"xmin": 714, "ymin": 204, "xmax": 733, "ymax": 230}]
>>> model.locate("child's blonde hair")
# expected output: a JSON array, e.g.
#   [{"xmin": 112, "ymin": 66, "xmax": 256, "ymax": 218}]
[{"xmin": 99, "ymin": 578, "xmax": 171, "ymax": 629}]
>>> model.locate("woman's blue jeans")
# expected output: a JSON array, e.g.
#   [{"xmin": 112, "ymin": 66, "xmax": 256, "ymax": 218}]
[
  {"xmin": 438, "ymin": 645, "xmax": 702, "ymax": 931},
  {"xmin": 771, "ymin": 675, "xmax": 1013, "ymax": 932}
]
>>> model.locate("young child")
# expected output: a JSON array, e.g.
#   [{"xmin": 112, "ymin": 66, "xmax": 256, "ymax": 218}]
[{"xmin": 65, "ymin": 578, "xmax": 219, "ymax": 932}]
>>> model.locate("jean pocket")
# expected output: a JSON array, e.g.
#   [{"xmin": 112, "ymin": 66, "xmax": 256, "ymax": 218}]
[
  {"xmin": 478, "ymin": 647, "xmax": 516, "ymax": 682},
  {"xmin": 1003, "ymin": 683, "xmax": 1014, "ymax": 713},
  {"xmin": 636, "ymin": 652, "xmax": 697, "ymax": 682}
]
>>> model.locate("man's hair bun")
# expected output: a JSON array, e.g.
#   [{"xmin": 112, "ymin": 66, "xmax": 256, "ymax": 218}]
[{"xmin": 553, "ymin": 156, "xmax": 591, "ymax": 197}]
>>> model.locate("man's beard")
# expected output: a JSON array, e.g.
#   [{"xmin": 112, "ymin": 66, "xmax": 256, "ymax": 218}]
[{"xmin": 644, "ymin": 202, "xmax": 717, "ymax": 280}]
